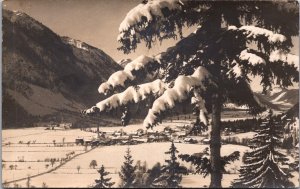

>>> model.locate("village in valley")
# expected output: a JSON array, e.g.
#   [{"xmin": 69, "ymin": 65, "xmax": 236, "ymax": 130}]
[
  {"xmin": 2, "ymin": 108, "xmax": 299, "ymax": 187},
  {"xmin": 2, "ymin": 0, "xmax": 300, "ymax": 188}
]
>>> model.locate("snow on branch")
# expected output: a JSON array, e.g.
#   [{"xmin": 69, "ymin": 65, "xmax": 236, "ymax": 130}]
[
  {"xmin": 143, "ymin": 66, "xmax": 214, "ymax": 128},
  {"xmin": 192, "ymin": 90, "xmax": 208, "ymax": 126},
  {"xmin": 228, "ymin": 25, "xmax": 286, "ymax": 43},
  {"xmin": 239, "ymin": 49, "xmax": 266, "ymax": 66},
  {"xmin": 270, "ymin": 50, "xmax": 299, "ymax": 71},
  {"xmin": 226, "ymin": 60, "xmax": 243, "ymax": 80},
  {"xmin": 98, "ymin": 55, "xmax": 159, "ymax": 95},
  {"xmin": 84, "ymin": 79, "xmax": 167, "ymax": 115},
  {"xmin": 118, "ymin": 0, "xmax": 183, "ymax": 33}
]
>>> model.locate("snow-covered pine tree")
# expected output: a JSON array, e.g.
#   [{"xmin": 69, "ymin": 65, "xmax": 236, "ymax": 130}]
[
  {"xmin": 119, "ymin": 147, "xmax": 137, "ymax": 188},
  {"xmin": 94, "ymin": 165, "xmax": 115, "ymax": 188},
  {"xmin": 153, "ymin": 141, "xmax": 187, "ymax": 188},
  {"xmin": 232, "ymin": 110, "xmax": 294, "ymax": 188},
  {"xmin": 83, "ymin": 1, "xmax": 299, "ymax": 187}
]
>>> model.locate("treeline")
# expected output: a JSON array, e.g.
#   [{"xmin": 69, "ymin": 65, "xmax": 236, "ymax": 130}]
[{"xmin": 221, "ymin": 118, "xmax": 262, "ymax": 133}]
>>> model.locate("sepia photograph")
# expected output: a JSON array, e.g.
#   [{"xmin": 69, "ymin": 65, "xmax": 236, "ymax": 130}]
[{"xmin": 2, "ymin": 0, "xmax": 299, "ymax": 188}]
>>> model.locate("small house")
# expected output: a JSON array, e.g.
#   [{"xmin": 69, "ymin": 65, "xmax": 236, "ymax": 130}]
[
  {"xmin": 59, "ymin": 123, "xmax": 72, "ymax": 129},
  {"xmin": 202, "ymin": 138, "xmax": 210, "ymax": 144},
  {"xmin": 184, "ymin": 137, "xmax": 197, "ymax": 144},
  {"xmin": 178, "ymin": 132, "xmax": 187, "ymax": 138},
  {"xmin": 75, "ymin": 138, "xmax": 84, "ymax": 145}
]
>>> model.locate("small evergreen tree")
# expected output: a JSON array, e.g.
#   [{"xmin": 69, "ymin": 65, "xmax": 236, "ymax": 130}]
[
  {"xmin": 94, "ymin": 165, "xmax": 115, "ymax": 188},
  {"xmin": 145, "ymin": 162, "xmax": 162, "ymax": 187},
  {"xmin": 233, "ymin": 110, "xmax": 294, "ymax": 188},
  {"xmin": 119, "ymin": 147, "xmax": 136, "ymax": 188},
  {"xmin": 154, "ymin": 142, "xmax": 187, "ymax": 188},
  {"xmin": 189, "ymin": 118, "xmax": 208, "ymax": 136}
]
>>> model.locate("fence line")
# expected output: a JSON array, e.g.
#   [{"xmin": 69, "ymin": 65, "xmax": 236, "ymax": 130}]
[{"xmin": 3, "ymin": 146, "xmax": 98, "ymax": 185}]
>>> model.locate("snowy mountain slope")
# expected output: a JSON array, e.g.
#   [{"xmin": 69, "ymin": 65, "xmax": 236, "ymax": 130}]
[
  {"xmin": 2, "ymin": 9, "xmax": 122, "ymax": 128},
  {"xmin": 254, "ymin": 87, "xmax": 299, "ymax": 111}
]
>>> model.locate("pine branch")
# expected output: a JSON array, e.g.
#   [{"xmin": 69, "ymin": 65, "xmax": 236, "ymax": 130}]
[
  {"xmin": 84, "ymin": 79, "xmax": 167, "ymax": 115},
  {"xmin": 143, "ymin": 66, "xmax": 215, "ymax": 128},
  {"xmin": 98, "ymin": 55, "xmax": 160, "ymax": 95}
]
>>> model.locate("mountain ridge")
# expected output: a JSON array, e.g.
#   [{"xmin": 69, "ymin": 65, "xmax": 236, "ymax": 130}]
[
  {"xmin": 3, "ymin": 9, "xmax": 122, "ymax": 128},
  {"xmin": 254, "ymin": 88, "xmax": 298, "ymax": 111}
]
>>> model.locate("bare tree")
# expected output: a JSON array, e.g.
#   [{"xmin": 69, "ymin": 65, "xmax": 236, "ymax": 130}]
[
  {"xmin": 13, "ymin": 183, "xmax": 21, "ymax": 188},
  {"xmin": 50, "ymin": 158, "xmax": 56, "ymax": 167},
  {"xmin": 9, "ymin": 165, "xmax": 14, "ymax": 170},
  {"xmin": 77, "ymin": 165, "xmax": 81, "ymax": 174},
  {"xmin": 42, "ymin": 182, "xmax": 48, "ymax": 188},
  {"xmin": 62, "ymin": 137, "xmax": 66, "ymax": 146},
  {"xmin": 3, "ymin": 181, "xmax": 9, "ymax": 188},
  {"xmin": 90, "ymin": 160, "xmax": 98, "ymax": 169},
  {"xmin": 26, "ymin": 175, "xmax": 31, "ymax": 188}
]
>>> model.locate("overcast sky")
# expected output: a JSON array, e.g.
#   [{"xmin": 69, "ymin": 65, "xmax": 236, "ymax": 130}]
[{"xmin": 4, "ymin": 0, "xmax": 299, "ymax": 91}]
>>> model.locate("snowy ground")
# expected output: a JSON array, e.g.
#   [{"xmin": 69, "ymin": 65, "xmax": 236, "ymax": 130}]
[
  {"xmin": 2, "ymin": 127, "xmax": 98, "ymax": 144},
  {"xmin": 3, "ymin": 142, "xmax": 249, "ymax": 188},
  {"xmin": 2, "ymin": 120, "xmax": 299, "ymax": 188}
]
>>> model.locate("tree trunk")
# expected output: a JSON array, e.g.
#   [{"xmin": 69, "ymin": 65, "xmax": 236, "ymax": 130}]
[{"xmin": 210, "ymin": 92, "xmax": 222, "ymax": 188}]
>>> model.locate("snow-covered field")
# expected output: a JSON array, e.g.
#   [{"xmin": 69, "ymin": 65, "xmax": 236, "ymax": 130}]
[
  {"xmin": 2, "ymin": 127, "xmax": 98, "ymax": 144},
  {"xmin": 2, "ymin": 128, "xmax": 96, "ymax": 183},
  {"xmin": 2, "ymin": 122, "xmax": 299, "ymax": 188},
  {"xmin": 3, "ymin": 141, "xmax": 249, "ymax": 188}
]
